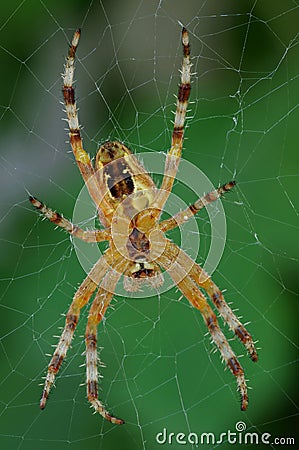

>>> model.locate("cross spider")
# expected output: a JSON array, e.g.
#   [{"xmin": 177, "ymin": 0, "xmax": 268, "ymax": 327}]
[{"xmin": 30, "ymin": 28, "xmax": 258, "ymax": 425}]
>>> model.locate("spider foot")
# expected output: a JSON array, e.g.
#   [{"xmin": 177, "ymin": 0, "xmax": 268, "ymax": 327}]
[
  {"xmin": 241, "ymin": 396, "xmax": 249, "ymax": 411},
  {"xmin": 39, "ymin": 370, "xmax": 56, "ymax": 410},
  {"xmin": 89, "ymin": 397, "xmax": 125, "ymax": 425},
  {"xmin": 227, "ymin": 356, "xmax": 249, "ymax": 411}
]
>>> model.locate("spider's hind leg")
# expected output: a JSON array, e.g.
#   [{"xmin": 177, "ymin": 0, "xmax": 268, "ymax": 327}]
[{"xmin": 152, "ymin": 27, "xmax": 191, "ymax": 216}]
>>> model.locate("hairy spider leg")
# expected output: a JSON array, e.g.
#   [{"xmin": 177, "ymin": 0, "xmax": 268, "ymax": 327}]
[
  {"xmin": 159, "ymin": 181, "xmax": 236, "ymax": 233},
  {"xmin": 29, "ymin": 196, "xmax": 110, "ymax": 242},
  {"xmin": 63, "ymin": 29, "xmax": 109, "ymax": 227},
  {"xmin": 164, "ymin": 240, "xmax": 258, "ymax": 361},
  {"xmin": 85, "ymin": 258, "xmax": 128, "ymax": 425},
  {"xmin": 39, "ymin": 250, "xmax": 114, "ymax": 410},
  {"xmin": 153, "ymin": 27, "xmax": 191, "ymax": 215},
  {"xmin": 157, "ymin": 240, "xmax": 257, "ymax": 410},
  {"xmin": 189, "ymin": 263, "xmax": 258, "ymax": 361}
]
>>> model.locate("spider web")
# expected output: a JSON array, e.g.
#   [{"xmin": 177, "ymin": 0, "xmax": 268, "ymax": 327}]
[{"xmin": 0, "ymin": 1, "xmax": 298, "ymax": 449}]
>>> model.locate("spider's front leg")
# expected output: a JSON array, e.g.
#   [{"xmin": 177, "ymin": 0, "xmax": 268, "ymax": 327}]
[
  {"xmin": 39, "ymin": 250, "xmax": 113, "ymax": 410},
  {"xmin": 189, "ymin": 263, "xmax": 258, "ymax": 363},
  {"xmin": 85, "ymin": 257, "xmax": 129, "ymax": 425},
  {"xmin": 157, "ymin": 241, "xmax": 258, "ymax": 410},
  {"xmin": 63, "ymin": 30, "xmax": 95, "ymax": 186}
]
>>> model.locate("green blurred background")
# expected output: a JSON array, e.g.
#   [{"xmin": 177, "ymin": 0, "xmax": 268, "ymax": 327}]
[{"xmin": 0, "ymin": 1, "xmax": 298, "ymax": 449}]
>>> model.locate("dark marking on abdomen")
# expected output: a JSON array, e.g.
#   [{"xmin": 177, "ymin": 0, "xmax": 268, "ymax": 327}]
[{"xmin": 104, "ymin": 160, "xmax": 134, "ymax": 199}]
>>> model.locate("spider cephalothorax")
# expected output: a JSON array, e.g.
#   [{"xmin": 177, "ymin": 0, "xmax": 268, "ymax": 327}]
[{"xmin": 30, "ymin": 28, "xmax": 258, "ymax": 425}]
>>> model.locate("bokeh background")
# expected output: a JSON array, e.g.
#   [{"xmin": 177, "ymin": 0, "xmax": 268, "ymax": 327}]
[{"xmin": 0, "ymin": 1, "xmax": 298, "ymax": 449}]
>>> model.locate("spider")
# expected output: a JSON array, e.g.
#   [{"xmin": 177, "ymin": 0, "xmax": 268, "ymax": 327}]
[{"xmin": 30, "ymin": 28, "xmax": 258, "ymax": 425}]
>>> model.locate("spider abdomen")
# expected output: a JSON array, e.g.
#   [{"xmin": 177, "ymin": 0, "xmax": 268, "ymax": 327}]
[
  {"xmin": 95, "ymin": 140, "xmax": 157, "ymax": 222},
  {"xmin": 104, "ymin": 160, "xmax": 135, "ymax": 199}
]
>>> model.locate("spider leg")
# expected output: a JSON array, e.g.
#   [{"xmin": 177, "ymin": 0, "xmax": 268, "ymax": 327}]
[
  {"xmin": 40, "ymin": 250, "xmax": 114, "ymax": 410},
  {"xmin": 85, "ymin": 258, "xmax": 128, "ymax": 425},
  {"xmin": 159, "ymin": 181, "xmax": 235, "ymax": 233},
  {"xmin": 157, "ymin": 240, "xmax": 257, "ymax": 410},
  {"xmin": 63, "ymin": 29, "xmax": 108, "ymax": 226},
  {"xmin": 161, "ymin": 240, "xmax": 258, "ymax": 361},
  {"xmin": 29, "ymin": 196, "xmax": 110, "ymax": 242},
  {"xmin": 153, "ymin": 27, "xmax": 191, "ymax": 215},
  {"xmin": 189, "ymin": 262, "xmax": 258, "ymax": 362}
]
